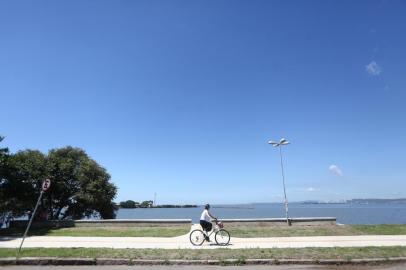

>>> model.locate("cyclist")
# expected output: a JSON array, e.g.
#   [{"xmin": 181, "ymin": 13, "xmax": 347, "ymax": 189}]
[{"xmin": 200, "ymin": 204, "xmax": 217, "ymax": 241}]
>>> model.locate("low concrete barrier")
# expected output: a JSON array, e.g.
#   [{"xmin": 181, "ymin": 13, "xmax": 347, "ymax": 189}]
[
  {"xmin": 221, "ymin": 217, "xmax": 336, "ymax": 226},
  {"xmin": 10, "ymin": 217, "xmax": 335, "ymax": 229},
  {"xmin": 74, "ymin": 219, "xmax": 192, "ymax": 227},
  {"xmin": 10, "ymin": 219, "xmax": 192, "ymax": 229}
]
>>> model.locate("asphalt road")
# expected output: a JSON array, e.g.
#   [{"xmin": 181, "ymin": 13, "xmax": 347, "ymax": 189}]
[{"xmin": 1, "ymin": 265, "xmax": 406, "ymax": 270}]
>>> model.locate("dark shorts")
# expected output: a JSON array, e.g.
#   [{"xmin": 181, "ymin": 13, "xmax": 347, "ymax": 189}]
[{"xmin": 200, "ymin": 220, "xmax": 212, "ymax": 232}]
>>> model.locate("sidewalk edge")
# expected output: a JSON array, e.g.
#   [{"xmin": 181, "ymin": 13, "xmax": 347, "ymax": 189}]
[{"xmin": 0, "ymin": 257, "xmax": 406, "ymax": 266}]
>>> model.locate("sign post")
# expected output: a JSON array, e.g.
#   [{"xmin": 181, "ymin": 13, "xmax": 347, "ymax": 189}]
[{"xmin": 18, "ymin": 179, "xmax": 51, "ymax": 252}]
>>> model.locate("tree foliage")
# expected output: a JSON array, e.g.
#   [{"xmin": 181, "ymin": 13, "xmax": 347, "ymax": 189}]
[
  {"xmin": 0, "ymin": 136, "xmax": 10, "ymax": 217},
  {"xmin": 141, "ymin": 200, "xmax": 153, "ymax": 208},
  {"xmin": 0, "ymin": 136, "xmax": 9, "ymax": 181},
  {"xmin": 119, "ymin": 200, "xmax": 139, "ymax": 208},
  {"xmin": 46, "ymin": 147, "xmax": 117, "ymax": 219},
  {"xmin": 6, "ymin": 150, "xmax": 47, "ymax": 217},
  {"xmin": 0, "ymin": 136, "xmax": 117, "ymax": 220}
]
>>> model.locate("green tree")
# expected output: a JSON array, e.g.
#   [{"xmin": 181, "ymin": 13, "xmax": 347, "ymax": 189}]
[
  {"xmin": 0, "ymin": 136, "xmax": 11, "ymax": 221},
  {"xmin": 46, "ymin": 147, "xmax": 117, "ymax": 219},
  {"xmin": 140, "ymin": 200, "xmax": 153, "ymax": 208},
  {"xmin": 6, "ymin": 150, "xmax": 48, "ymax": 217},
  {"xmin": 1, "ymin": 143, "xmax": 117, "ymax": 220},
  {"xmin": 0, "ymin": 136, "xmax": 8, "ymax": 170},
  {"xmin": 0, "ymin": 136, "xmax": 9, "ymax": 186},
  {"xmin": 119, "ymin": 200, "xmax": 138, "ymax": 208}
]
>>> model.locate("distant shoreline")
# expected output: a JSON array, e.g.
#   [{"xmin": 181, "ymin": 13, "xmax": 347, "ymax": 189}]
[
  {"xmin": 301, "ymin": 198, "xmax": 406, "ymax": 205},
  {"xmin": 119, "ymin": 204, "xmax": 198, "ymax": 209}
]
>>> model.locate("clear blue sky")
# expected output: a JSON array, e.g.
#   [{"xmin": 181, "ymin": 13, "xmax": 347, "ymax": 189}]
[{"xmin": 1, "ymin": 0, "xmax": 405, "ymax": 204}]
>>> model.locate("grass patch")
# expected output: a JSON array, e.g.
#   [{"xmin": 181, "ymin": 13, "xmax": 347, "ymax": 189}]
[
  {"xmin": 1, "ymin": 224, "xmax": 406, "ymax": 238},
  {"xmin": 0, "ymin": 225, "xmax": 190, "ymax": 237},
  {"xmin": 351, "ymin": 225, "xmax": 406, "ymax": 235},
  {"xmin": 1, "ymin": 246, "xmax": 406, "ymax": 260},
  {"xmin": 227, "ymin": 224, "xmax": 406, "ymax": 238}
]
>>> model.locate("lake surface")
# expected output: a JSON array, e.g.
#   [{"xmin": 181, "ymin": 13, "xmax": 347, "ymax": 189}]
[{"xmin": 116, "ymin": 203, "xmax": 406, "ymax": 224}]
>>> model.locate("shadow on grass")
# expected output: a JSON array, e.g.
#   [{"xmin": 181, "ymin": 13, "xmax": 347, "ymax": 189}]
[{"xmin": 0, "ymin": 227, "xmax": 64, "ymax": 238}]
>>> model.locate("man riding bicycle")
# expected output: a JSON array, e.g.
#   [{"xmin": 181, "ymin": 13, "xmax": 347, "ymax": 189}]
[
  {"xmin": 190, "ymin": 204, "xmax": 230, "ymax": 246},
  {"xmin": 200, "ymin": 204, "xmax": 217, "ymax": 242}
]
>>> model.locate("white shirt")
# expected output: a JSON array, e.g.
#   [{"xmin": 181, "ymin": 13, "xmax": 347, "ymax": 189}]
[{"xmin": 200, "ymin": 209, "xmax": 211, "ymax": 222}]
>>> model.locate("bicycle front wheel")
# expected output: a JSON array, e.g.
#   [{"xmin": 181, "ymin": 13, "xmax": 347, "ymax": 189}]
[
  {"xmin": 215, "ymin": 229, "xmax": 230, "ymax": 246},
  {"xmin": 190, "ymin": 229, "xmax": 205, "ymax": 246}
]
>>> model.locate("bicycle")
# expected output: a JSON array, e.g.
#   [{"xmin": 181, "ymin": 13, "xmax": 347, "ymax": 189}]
[{"xmin": 189, "ymin": 219, "xmax": 230, "ymax": 246}]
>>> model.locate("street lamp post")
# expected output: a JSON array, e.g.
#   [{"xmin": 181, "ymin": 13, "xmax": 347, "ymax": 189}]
[{"xmin": 268, "ymin": 138, "xmax": 291, "ymax": 226}]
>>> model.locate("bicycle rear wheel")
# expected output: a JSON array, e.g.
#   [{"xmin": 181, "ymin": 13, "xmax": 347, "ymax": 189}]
[
  {"xmin": 190, "ymin": 229, "xmax": 205, "ymax": 246},
  {"xmin": 215, "ymin": 229, "xmax": 230, "ymax": 246}
]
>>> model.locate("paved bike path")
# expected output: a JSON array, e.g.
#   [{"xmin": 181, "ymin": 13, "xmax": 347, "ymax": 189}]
[
  {"xmin": 2, "ymin": 224, "xmax": 406, "ymax": 249},
  {"xmin": 2, "ymin": 233, "xmax": 406, "ymax": 249}
]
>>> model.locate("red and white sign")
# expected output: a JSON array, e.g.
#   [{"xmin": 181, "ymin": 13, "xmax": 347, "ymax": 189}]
[{"xmin": 42, "ymin": 179, "xmax": 51, "ymax": 192}]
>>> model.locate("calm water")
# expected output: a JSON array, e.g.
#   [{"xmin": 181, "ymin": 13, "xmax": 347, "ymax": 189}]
[{"xmin": 116, "ymin": 203, "xmax": 406, "ymax": 224}]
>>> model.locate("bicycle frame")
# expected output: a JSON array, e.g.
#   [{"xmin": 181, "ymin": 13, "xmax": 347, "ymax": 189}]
[{"xmin": 190, "ymin": 220, "xmax": 230, "ymax": 246}]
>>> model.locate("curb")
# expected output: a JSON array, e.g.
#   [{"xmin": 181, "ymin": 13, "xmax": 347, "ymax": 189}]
[{"xmin": 1, "ymin": 257, "xmax": 406, "ymax": 266}]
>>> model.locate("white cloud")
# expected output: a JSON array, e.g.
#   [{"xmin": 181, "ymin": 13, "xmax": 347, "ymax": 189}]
[
  {"xmin": 365, "ymin": 61, "xmax": 381, "ymax": 76},
  {"xmin": 329, "ymin": 165, "xmax": 343, "ymax": 177},
  {"xmin": 306, "ymin": 187, "xmax": 316, "ymax": 192}
]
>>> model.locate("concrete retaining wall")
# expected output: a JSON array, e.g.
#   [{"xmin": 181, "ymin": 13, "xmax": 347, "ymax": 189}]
[
  {"xmin": 10, "ymin": 217, "xmax": 336, "ymax": 229},
  {"xmin": 221, "ymin": 217, "xmax": 336, "ymax": 226},
  {"xmin": 74, "ymin": 219, "xmax": 192, "ymax": 227},
  {"xmin": 10, "ymin": 219, "xmax": 192, "ymax": 229}
]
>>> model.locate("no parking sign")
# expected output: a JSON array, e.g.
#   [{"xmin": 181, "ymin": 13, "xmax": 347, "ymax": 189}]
[
  {"xmin": 42, "ymin": 179, "xmax": 51, "ymax": 192},
  {"xmin": 19, "ymin": 178, "xmax": 52, "ymax": 252}
]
